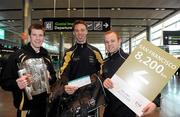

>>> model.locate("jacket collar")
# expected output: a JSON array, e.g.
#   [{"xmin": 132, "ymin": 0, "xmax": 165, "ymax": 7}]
[
  {"xmin": 76, "ymin": 42, "xmax": 87, "ymax": 48},
  {"xmin": 23, "ymin": 43, "xmax": 48, "ymax": 56},
  {"xmin": 108, "ymin": 48, "xmax": 125, "ymax": 58}
]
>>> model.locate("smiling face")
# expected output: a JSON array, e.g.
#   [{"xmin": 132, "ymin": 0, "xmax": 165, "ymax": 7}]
[
  {"xmin": 104, "ymin": 31, "xmax": 121, "ymax": 54},
  {"xmin": 29, "ymin": 29, "xmax": 44, "ymax": 52},
  {"xmin": 73, "ymin": 23, "xmax": 88, "ymax": 44}
]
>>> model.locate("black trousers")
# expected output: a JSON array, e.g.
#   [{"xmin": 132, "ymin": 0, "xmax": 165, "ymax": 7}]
[
  {"xmin": 17, "ymin": 107, "xmax": 46, "ymax": 117},
  {"xmin": 103, "ymin": 105, "xmax": 136, "ymax": 117}
]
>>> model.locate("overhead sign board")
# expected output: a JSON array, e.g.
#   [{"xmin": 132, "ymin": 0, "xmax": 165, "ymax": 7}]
[
  {"xmin": 43, "ymin": 17, "xmax": 111, "ymax": 32},
  {"xmin": 163, "ymin": 31, "xmax": 180, "ymax": 45}
]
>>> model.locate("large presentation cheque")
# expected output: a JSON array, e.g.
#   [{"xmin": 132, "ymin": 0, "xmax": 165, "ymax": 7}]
[{"xmin": 108, "ymin": 40, "xmax": 180, "ymax": 116}]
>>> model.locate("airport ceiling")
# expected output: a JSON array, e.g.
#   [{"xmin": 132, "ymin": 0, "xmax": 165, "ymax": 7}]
[{"xmin": 0, "ymin": 0, "xmax": 180, "ymax": 45}]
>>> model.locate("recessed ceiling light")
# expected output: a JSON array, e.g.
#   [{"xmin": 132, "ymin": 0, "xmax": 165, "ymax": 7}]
[
  {"xmin": 73, "ymin": 8, "xmax": 77, "ymax": 11},
  {"xmin": 117, "ymin": 8, "xmax": 121, "ymax": 10},
  {"xmin": 111, "ymin": 8, "xmax": 115, "ymax": 10}
]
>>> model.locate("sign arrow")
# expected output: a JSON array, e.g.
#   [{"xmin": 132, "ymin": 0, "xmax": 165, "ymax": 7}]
[
  {"xmin": 103, "ymin": 23, "xmax": 109, "ymax": 28},
  {"xmin": 133, "ymin": 70, "xmax": 149, "ymax": 85}
]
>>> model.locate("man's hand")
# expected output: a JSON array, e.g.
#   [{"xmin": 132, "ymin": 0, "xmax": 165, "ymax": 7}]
[
  {"xmin": 64, "ymin": 85, "xmax": 78, "ymax": 95},
  {"xmin": 103, "ymin": 78, "xmax": 113, "ymax": 89},
  {"xmin": 47, "ymin": 70, "xmax": 51, "ymax": 79},
  {"xmin": 16, "ymin": 74, "xmax": 32, "ymax": 89},
  {"xmin": 141, "ymin": 102, "xmax": 156, "ymax": 116}
]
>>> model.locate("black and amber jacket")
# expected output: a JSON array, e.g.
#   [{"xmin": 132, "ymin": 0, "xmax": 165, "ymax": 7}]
[
  {"xmin": 1, "ymin": 43, "xmax": 57, "ymax": 110},
  {"xmin": 60, "ymin": 42, "xmax": 103, "ymax": 83}
]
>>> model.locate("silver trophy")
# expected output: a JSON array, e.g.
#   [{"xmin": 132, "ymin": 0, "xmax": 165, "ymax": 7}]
[{"xmin": 18, "ymin": 58, "xmax": 50, "ymax": 100}]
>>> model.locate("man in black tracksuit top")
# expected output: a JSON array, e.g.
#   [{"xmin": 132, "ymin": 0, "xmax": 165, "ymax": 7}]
[
  {"xmin": 61, "ymin": 42, "xmax": 103, "ymax": 81},
  {"xmin": 1, "ymin": 24, "xmax": 57, "ymax": 117},
  {"xmin": 101, "ymin": 30, "xmax": 160, "ymax": 117},
  {"xmin": 60, "ymin": 20, "xmax": 103, "ymax": 116},
  {"xmin": 61, "ymin": 20, "xmax": 103, "ymax": 94}
]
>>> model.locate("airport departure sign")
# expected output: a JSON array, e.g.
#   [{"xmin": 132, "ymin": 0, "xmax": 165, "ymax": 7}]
[
  {"xmin": 43, "ymin": 17, "xmax": 111, "ymax": 32},
  {"xmin": 163, "ymin": 31, "xmax": 180, "ymax": 45}
]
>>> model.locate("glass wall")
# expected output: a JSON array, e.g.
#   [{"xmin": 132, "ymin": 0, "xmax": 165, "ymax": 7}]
[
  {"xmin": 91, "ymin": 43, "xmax": 106, "ymax": 58},
  {"xmin": 122, "ymin": 41, "xmax": 129, "ymax": 53},
  {"xmin": 151, "ymin": 12, "xmax": 180, "ymax": 46},
  {"xmin": 151, "ymin": 11, "xmax": 180, "ymax": 56},
  {"xmin": 122, "ymin": 11, "xmax": 180, "ymax": 57}
]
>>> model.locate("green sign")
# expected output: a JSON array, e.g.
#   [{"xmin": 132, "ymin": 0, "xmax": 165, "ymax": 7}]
[
  {"xmin": 0, "ymin": 29, "xmax": 5, "ymax": 39},
  {"xmin": 163, "ymin": 31, "xmax": 180, "ymax": 45}
]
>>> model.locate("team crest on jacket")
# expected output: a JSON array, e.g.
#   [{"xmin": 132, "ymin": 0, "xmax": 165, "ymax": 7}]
[
  {"xmin": 73, "ymin": 56, "xmax": 80, "ymax": 62},
  {"xmin": 89, "ymin": 55, "xmax": 95, "ymax": 63}
]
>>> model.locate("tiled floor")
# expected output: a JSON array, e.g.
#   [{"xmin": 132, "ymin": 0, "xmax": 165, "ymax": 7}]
[
  {"xmin": 0, "ymin": 75, "xmax": 179, "ymax": 117},
  {"xmin": 159, "ymin": 75, "xmax": 180, "ymax": 117},
  {"xmin": 0, "ymin": 88, "xmax": 16, "ymax": 117},
  {"xmin": 141, "ymin": 75, "xmax": 180, "ymax": 117}
]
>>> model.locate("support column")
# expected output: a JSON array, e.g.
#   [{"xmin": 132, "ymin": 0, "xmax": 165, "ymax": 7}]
[
  {"xmin": 146, "ymin": 26, "xmax": 151, "ymax": 41},
  {"xmin": 23, "ymin": 0, "xmax": 32, "ymax": 44},
  {"xmin": 129, "ymin": 38, "xmax": 132, "ymax": 54},
  {"xmin": 72, "ymin": 33, "xmax": 75, "ymax": 46},
  {"xmin": 59, "ymin": 32, "xmax": 64, "ymax": 65}
]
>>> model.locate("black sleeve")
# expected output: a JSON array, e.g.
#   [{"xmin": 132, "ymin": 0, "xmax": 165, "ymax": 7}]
[
  {"xmin": 100, "ymin": 62, "xmax": 108, "ymax": 82},
  {"xmin": 1, "ymin": 53, "xmax": 19, "ymax": 91},
  {"xmin": 46, "ymin": 55, "xmax": 57, "ymax": 85},
  {"xmin": 153, "ymin": 94, "xmax": 161, "ymax": 107}
]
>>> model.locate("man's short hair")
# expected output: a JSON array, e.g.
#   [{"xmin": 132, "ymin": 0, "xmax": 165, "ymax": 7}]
[
  {"xmin": 104, "ymin": 30, "xmax": 120, "ymax": 40},
  {"xmin": 72, "ymin": 20, "xmax": 88, "ymax": 31},
  {"xmin": 28, "ymin": 23, "xmax": 45, "ymax": 35}
]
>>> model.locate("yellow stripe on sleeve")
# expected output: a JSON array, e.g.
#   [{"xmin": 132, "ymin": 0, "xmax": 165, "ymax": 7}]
[
  {"xmin": 93, "ymin": 50, "xmax": 103, "ymax": 64},
  {"xmin": 21, "ymin": 110, "xmax": 27, "ymax": 117},
  {"xmin": 19, "ymin": 92, "xmax": 25, "ymax": 110},
  {"xmin": 60, "ymin": 51, "xmax": 73, "ymax": 75}
]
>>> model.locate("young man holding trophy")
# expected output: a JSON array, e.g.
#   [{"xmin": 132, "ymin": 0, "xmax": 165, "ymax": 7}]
[{"xmin": 1, "ymin": 24, "xmax": 57, "ymax": 117}]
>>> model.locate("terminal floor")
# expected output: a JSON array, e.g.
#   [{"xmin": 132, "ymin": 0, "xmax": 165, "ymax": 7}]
[{"xmin": 0, "ymin": 75, "xmax": 180, "ymax": 117}]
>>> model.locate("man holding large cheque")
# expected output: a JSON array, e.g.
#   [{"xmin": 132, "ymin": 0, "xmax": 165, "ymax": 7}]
[{"xmin": 101, "ymin": 30, "xmax": 160, "ymax": 117}]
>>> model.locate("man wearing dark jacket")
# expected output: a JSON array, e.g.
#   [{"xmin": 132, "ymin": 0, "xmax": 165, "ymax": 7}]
[
  {"xmin": 101, "ymin": 30, "xmax": 160, "ymax": 117},
  {"xmin": 1, "ymin": 24, "xmax": 57, "ymax": 117},
  {"xmin": 60, "ymin": 20, "xmax": 103, "ymax": 116},
  {"xmin": 61, "ymin": 20, "xmax": 103, "ymax": 95}
]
